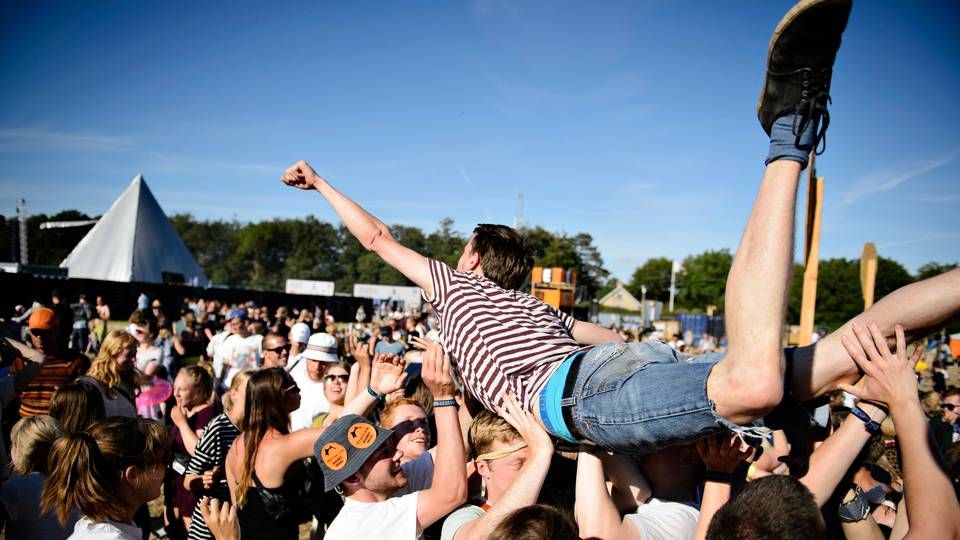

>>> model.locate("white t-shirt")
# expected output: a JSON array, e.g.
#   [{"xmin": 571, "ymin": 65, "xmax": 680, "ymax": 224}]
[
  {"xmin": 289, "ymin": 368, "xmax": 330, "ymax": 431},
  {"xmin": 207, "ymin": 331, "xmax": 231, "ymax": 379},
  {"xmin": 623, "ymin": 498, "xmax": 699, "ymax": 540},
  {"xmin": 69, "ymin": 517, "xmax": 142, "ymax": 539},
  {"xmin": 325, "ymin": 492, "xmax": 420, "ymax": 540},
  {"xmin": 220, "ymin": 334, "xmax": 262, "ymax": 387}
]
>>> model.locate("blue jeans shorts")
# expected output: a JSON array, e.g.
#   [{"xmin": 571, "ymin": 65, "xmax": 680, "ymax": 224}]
[{"xmin": 552, "ymin": 341, "xmax": 769, "ymax": 454}]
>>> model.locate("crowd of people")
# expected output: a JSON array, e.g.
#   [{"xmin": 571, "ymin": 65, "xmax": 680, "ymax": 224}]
[
  {"xmin": 2, "ymin": 1, "xmax": 960, "ymax": 539},
  {"xmin": 2, "ymin": 282, "xmax": 959, "ymax": 540}
]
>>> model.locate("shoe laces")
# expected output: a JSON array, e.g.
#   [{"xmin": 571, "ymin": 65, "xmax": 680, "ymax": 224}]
[{"xmin": 791, "ymin": 68, "xmax": 832, "ymax": 155}]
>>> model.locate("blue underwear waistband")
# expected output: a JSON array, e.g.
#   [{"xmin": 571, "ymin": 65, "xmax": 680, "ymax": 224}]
[{"xmin": 538, "ymin": 350, "xmax": 585, "ymax": 444}]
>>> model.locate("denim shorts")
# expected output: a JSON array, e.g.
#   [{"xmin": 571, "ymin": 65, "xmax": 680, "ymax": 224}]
[{"xmin": 564, "ymin": 341, "xmax": 768, "ymax": 454}]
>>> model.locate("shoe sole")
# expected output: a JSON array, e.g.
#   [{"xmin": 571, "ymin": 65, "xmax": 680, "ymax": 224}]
[{"xmin": 756, "ymin": 0, "xmax": 852, "ymax": 127}]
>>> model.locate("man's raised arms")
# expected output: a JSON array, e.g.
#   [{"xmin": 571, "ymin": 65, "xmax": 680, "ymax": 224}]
[{"xmin": 282, "ymin": 160, "xmax": 433, "ymax": 297}]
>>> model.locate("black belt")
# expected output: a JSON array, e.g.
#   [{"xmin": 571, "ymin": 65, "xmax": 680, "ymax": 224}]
[{"xmin": 559, "ymin": 350, "xmax": 587, "ymax": 443}]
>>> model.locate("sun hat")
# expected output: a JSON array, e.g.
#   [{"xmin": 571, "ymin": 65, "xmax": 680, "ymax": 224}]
[
  {"xmin": 304, "ymin": 332, "xmax": 338, "ymax": 362},
  {"xmin": 314, "ymin": 414, "xmax": 393, "ymax": 492}
]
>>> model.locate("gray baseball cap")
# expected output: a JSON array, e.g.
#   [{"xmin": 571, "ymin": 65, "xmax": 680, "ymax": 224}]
[{"xmin": 313, "ymin": 414, "xmax": 394, "ymax": 492}]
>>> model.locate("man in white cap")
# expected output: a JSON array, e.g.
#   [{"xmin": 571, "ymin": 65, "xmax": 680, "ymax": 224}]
[
  {"xmin": 285, "ymin": 321, "xmax": 312, "ymax": 375},
  {"xmin": 290, "ymin": 332, "xmax": 339, "ymax": 430}
]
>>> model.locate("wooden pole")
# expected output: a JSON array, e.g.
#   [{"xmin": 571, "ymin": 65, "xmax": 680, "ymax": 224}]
[
  {"xmin": 798, "ymin": 153, "xmax": 824, "ymax": 347},
  {"xmin": 861, "ymin": 242, "xmax": 878, "ymax": 310}
]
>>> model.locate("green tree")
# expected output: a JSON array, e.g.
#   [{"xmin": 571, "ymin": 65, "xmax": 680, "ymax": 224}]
[
  {"xmin": 425, "ymin": 218, "xmax": 466, "ymax": 268},
  {"xmin": 677, "ymin": 250, "xmax": 732, "ymax": 311},
  {"xmin": 875, "ymin": 256, "xmax": 914, "ymax": 302},
  {"xmin": 573, "ymin": 233, "xmax": 609, "ymax": 300},
  {"xmin": 628, "ymin": 257, "xmax": 673, "ymax": 303},
  {"xmin": 916, "ymin": 261, "xmax": 958, "ymax": 281}
]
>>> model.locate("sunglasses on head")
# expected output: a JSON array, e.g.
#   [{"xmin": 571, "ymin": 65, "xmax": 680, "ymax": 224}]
[{"xmin": 324, "ymin": 374, "xmax": 349, "ymax": 383}]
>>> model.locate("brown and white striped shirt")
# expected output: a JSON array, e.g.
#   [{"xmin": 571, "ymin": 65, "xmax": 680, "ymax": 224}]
[{"xmin": 425, "ymin": 259, "xmax": 584, "ymax": 412}]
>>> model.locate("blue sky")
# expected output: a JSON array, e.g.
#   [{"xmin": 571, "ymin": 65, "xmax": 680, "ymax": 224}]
[{"xmin": 1, "ymin": 0, "xmax": 958, "ymax": 281}]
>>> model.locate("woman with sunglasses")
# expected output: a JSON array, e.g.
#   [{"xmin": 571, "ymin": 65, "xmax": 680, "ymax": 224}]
[
  {"xmin": 311, "ymin": 363, "xmax": 351, "ymax": 429},
  {"xmin": 41, "ymin": 416, "xmax": 172, "ymax": 539},
  {"xmin": 225, "ymin": 357, "xmax": 406, "ymax": 539}
]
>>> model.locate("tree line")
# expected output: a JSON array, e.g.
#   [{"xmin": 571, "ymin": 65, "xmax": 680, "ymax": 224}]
[{"xmin": 2, "ymin": 211, "xmax": 955, "ymax": 330}]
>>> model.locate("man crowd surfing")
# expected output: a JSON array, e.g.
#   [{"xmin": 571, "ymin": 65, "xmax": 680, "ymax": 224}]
[{"xmin": 2, "ymin": 1, "xmax": 959, "ymax": 539}]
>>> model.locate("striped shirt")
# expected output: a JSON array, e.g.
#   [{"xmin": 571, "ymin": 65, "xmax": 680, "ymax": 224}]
[
  {"xmin": 185, "ymin": 413, "xmax": 241, "ymax": 540},
  {"xmin": 13, "ymin": 353, "xmax": 88, "ymax": 417},
  {"xmin": 426, "ymin": 259, "xmax": 582, "ymax": 411}
]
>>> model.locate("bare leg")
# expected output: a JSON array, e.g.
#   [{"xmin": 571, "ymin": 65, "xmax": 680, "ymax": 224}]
[
  {"xmin": 791, "ymin": 268, "xmax": 960, "ymax": 401},
  {"xmin": 709, "ymin": 159, "xmax": 801, "ymax": 424}
]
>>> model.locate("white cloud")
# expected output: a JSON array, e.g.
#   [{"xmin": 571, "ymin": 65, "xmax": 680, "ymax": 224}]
[
  {"xmin": 840, "ymin": 150, "xmax": 960, "ymax": 206},
  {"xmin": 0, "ymin": 126, "xmax": 133, "ymax": 152}
]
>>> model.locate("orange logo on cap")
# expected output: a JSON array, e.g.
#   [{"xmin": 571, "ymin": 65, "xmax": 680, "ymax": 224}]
[
  {"xmin": 320, "ymin": 442, "xmax": 348, "ymax": 470},
  {"xmin": 347, "ymin": 422, "xmax": 377, "ymax": 449}
]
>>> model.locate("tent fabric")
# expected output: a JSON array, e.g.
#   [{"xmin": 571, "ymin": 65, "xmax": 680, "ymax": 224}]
[{"xmin": 60, "ymin": 175, "xmax": 207, "ymax": 285}]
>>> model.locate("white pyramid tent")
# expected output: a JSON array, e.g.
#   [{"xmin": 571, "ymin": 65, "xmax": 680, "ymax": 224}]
[{"xmin": 61, "ymin": 175, "xmax": 207, "ymax": 284}]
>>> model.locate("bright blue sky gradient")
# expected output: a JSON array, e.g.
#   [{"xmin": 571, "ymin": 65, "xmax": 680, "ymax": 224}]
[{"xmin": 2, "ymin": 1, "xmax": 958, "ymax": 281}]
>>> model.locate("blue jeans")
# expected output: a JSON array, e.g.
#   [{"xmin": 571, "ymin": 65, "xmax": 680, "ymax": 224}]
[{"xmin": 563, "ymin": 341, "xmax": 767, "ymax": 454}]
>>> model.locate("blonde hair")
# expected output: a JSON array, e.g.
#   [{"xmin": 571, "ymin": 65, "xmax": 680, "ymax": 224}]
[
  {"xmin": 921, "ymin": 391, "xmax": 942, "ymax": 418},
  {"xmin": 177, "ymin": 364, "xmax": 215, "ymax": 405},
  {"xmin": 10, "ymin": 415, "xmax": 64, "ymax": 475},
  {"xmin": 469, "ymin": 410, "xmax": 521, "ymax": 457},
  {"xmin": 87, "ymin": 330, "xmax": 138, "ymax": 395},
  {"xmin": 380, "ymin": 398, "xmax": 424, "ymax": 429},
  {"xmin": 221, "ymin": 368, "xmax": 254, "ymax": 411},
  {"xmin": 42, "ymin": 417, "xmax": 171, "ymax": 525}
]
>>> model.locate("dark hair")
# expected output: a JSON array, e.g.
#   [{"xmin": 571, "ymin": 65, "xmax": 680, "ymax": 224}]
[
  {"xmin": 236, "ymin": 368, "xmax": 294, "ymax": 507},
  {"xmin": 49, "ymin": 382, "xmax": 106, "ymax": 433},
  {"xmin": 487, "ymin": 504, "xmax": 578, "ymax": 540},
  {"xmin": 707, "ymin": 476, "xmax": 824, "ymax": 540},
  {"xmin": 471, "ymin": 224, "xmax": 534, "ymax": 291}
]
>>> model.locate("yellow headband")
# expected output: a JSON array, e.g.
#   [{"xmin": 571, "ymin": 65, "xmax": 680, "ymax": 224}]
[{"xmin": 476, "ymin": 442, "xmax": 528, "ymax": 461}]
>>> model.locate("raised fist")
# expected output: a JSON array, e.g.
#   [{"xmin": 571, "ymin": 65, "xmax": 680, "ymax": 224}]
[{"xmin": 281, "ymin": 160, "xmax": 322, "ymax": 190}]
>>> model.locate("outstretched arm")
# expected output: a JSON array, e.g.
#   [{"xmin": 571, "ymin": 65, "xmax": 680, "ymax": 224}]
[
  {"xmin": 575, "ymin": 450, "xmax": 641, "ymax": 540},
  {"xmin": 839, "ymin": 322, "xmax": 960, "ymax": 540},
  {"xmin": 282, "ymin": 161, "xmax": 433, "ymax": 296},
  {"xmin": 417, "ymin": 341, "xmax": 467, "ymax": 531},
  {"xmin": 694, "ymin": 434, "xmax": 752, "ymax": 540},
  {"xmin": 572, "ymin": 320, "xmax": 625, "ymax": 345},
  {"xmin": 800, "ymin": 398, "xmax": 888, "ymax": 507}
]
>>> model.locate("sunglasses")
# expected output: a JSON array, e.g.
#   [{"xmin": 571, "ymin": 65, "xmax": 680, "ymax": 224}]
[
  {"xmin": 264, "ymin": 344, "xmax": 290, "ymax": 354},
  {"xmin": 324, "ymin": 374, "xmax": 349, "ymax": 384},
  {"xmin": 943, "ymin": 403, "xmax": 957, "ymax": 412},
  {"xmin": 30, "ymin": 329, "xmax": 51, "ymax": 338}
]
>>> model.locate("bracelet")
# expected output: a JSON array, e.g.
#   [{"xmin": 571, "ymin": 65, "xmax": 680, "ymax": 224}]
[
  {"xmin": 366, "ymin": 385, "xmax": 385, "ymax": 401},
  {"xmin": 704, "ymin": 470, "xmax": 734, "ymax": 484},
  {"xmin": 433, "ymin": 399, "xmax": 457, "ymax": 408},
  {"xmin": 850, "ymin": 406, "xmax": 881, "ymax": 433}
]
